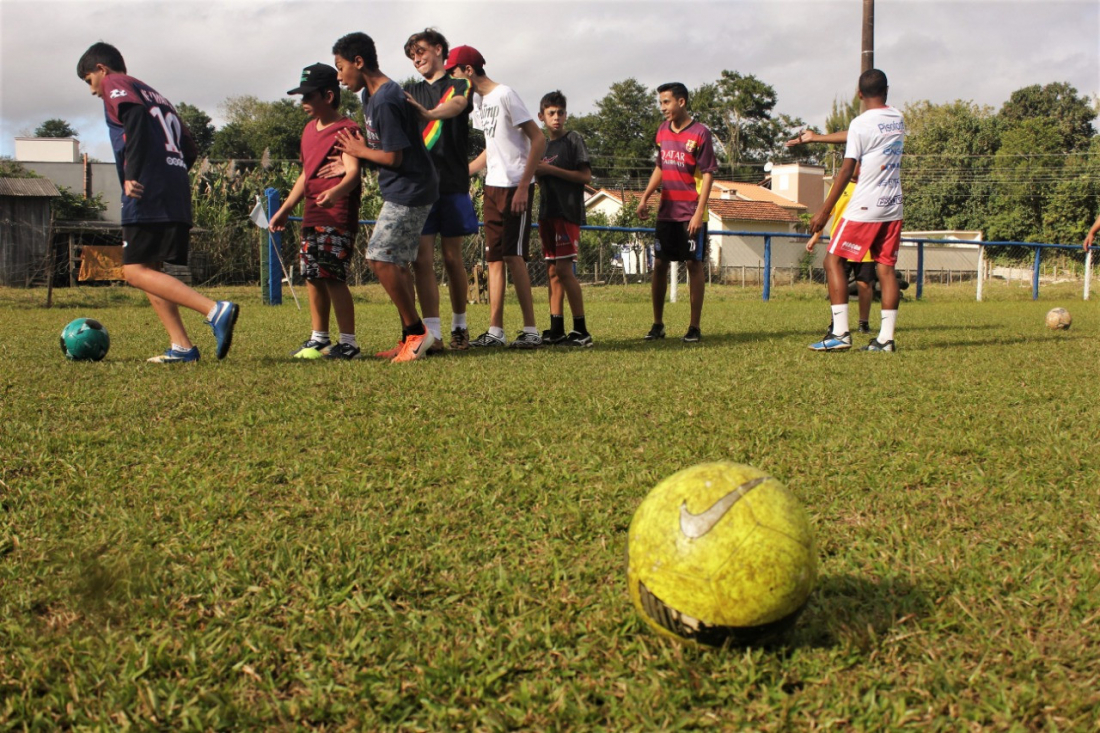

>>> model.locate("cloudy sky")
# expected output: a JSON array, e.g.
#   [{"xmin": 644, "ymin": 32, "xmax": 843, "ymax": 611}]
[{"xmin": 1, "ymin": 0, "xmax": 1096, "ymax": 162}]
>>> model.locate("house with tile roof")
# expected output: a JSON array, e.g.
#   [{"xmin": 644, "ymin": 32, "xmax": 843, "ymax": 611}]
[{"xmin": 585, "ymin": 179, "xmax": 808, "ymax": 274}]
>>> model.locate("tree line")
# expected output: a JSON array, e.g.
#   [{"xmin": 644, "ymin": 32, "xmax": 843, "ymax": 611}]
[{"xmin": 19, "ymin": 75, "xmax": 1100, "ymax": 245}]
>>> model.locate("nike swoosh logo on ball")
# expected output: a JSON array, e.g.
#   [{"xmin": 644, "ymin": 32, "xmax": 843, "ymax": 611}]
[{"xmin": 679, "ymin": 476, "xmax": 770, "ymax": 539}]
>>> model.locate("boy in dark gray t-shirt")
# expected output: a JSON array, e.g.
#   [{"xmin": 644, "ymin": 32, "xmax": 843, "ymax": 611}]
[{"xmin": 536, "ymin": 91, "xmax": 593, "ymax": 347}]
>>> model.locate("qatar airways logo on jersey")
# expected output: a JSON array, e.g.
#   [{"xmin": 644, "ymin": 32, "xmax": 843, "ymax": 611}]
[
  {"xmin": 661, "ymin": 149, "xmax": 694, "ymax": 168},
  {"xmin": 877, "ymin": 120, "xmax": 905, "ymax": 133}
]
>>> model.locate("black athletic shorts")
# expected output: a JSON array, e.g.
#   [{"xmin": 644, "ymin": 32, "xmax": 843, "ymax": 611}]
[
  {"xmin": 121, "ymin": 223, "xmax": 190, "ymax": 266},
  {"xmin": 655, "ymin": 221, "xmax": 708, "ymax": 263},
  {"xmin": 846, "ymin": 260, "xmax": 877, "ymax": 284}
]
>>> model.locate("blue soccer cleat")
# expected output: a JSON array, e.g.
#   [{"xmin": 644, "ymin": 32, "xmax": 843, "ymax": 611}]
[
  {"xmin": 206, "ymin": 301, "xmax": 240, "ymax": 360},
  {"xmin": 808, "ymin": 331, "xmax": 852, "ymax": 351},
  {"xmin": 147, "ymin": 346, "xmax": 200, "ymax": 363}
]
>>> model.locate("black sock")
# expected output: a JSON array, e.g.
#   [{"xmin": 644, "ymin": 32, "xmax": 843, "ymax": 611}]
[
  {"xmin": 573, "ymin": 316, "xmax": 587, "ymax": 336},
  {"xmin": 549, "ymin": 315, "xmax": 565, "ymax": 336},
  {"xmin": 405, "ymin": 320, "xmax": 426, "ymax": 337}
]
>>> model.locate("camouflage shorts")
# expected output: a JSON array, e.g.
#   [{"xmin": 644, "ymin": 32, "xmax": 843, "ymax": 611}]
[
  {"xmin": 366, "ymin": 201, "xmax": 433, "ymax": 266},
  {"xmin": 300, "ymin": 226, "xmax": 353, "ymax": 282}
]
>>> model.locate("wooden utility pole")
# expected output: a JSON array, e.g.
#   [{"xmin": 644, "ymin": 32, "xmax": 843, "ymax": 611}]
[{"xmin": 860, "ymin": 0, "xmax": 874, "ymax": 112}]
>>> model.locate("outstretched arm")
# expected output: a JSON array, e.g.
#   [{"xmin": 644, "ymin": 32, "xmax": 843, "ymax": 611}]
[{"xmin": 786, "ymin": 129, "xmax": 848, "ymax": 147}]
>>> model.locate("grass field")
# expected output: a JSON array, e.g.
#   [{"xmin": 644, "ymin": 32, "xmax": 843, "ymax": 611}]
[{"xmin": 2, "ymin": 283, "xmax": 1099, "ymax": 730}]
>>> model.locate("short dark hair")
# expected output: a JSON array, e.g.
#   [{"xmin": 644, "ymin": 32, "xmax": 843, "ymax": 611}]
[
  {"xmin": 77, "ymin": 42, "xmax": 126, "ymax": 79},
  {"xmin": 540, "ymin": 90, "xmax": 567, "ymax": 113},
  {"xmin": 405, "ymin": 28, "xmax": 449, "ymax": 60},
  {"xmin": 859, "ymin": 69, "xmax": 888, "ymax": 99},
  {"xmin": 657, "ymin": 82, "xmax": 690, "ymax": 105},
  {"xmin": 332, "ymin": 33, "xmax": 378, "ymax": 72}
]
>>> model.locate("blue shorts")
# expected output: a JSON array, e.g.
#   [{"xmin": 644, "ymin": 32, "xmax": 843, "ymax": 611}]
[{"xmin": 421, "ymin": 193, "xmax": 479, "ymax": 238}]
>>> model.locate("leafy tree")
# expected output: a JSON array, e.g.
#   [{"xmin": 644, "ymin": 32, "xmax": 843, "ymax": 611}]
[
  {"xmin": 34, "ymin": 119, "xmax": 78, "ymax": 138},
  {"xmin": 0, "ymin": 157, "xmax": 38, "ymax": 178},
  {"xmin": 692, "ymin": 71, "xmax": 806, "ymax": 180},
  {"xmin": 901, "ymin": 100, "xmax": 1001, "ymax": 233},
  {"xmin": 211, "ymin": 96, "xmax": 310, "ymax": 160},
  {"xmin": 999, "ymin": 82, "xmax": 1096, "ymax": 152},
  {"xmin": 568, "ymin": 78, "xmax": 660, "ymax": 185},
  {"xmin": 53, "ymin": 186, "xmax": 107, "ymax": 221},
  {"xmin": 176, "ymin": 102, "xmax": 215, "ymax": 156}
]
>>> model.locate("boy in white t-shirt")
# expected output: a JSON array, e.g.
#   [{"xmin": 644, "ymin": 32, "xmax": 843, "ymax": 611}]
[
  {"xmin": 446, "ymin": 46, "xmax": 547, "ymax": 348},
  {"xmin": 808, "ymin": 69, "xmax": 904, "ymax": 353}
]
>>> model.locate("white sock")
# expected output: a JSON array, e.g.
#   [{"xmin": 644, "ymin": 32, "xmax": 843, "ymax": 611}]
[
  {"xmin": 523, "ymin": 326, "xmax": 539, "ymax": 336},
  {"xmin": 339, "ymin": 333, "xmax": 358, "ymax": 348},
  {"xmin": 489, "ymin": 326, "xmax": 505, "ymax": 339},
  {"xmin": 831, "ymin": 304, "xmax": 849, "ymax": 336},
  {"xmin": 171, "ymin": 342, "xmax": 188, "ymax": 352},
  {"xmin": 206, "ymin": 305, "xmax": 218, "ymax": 321},
  {"xmin": 878, "ymin": 310, "xmax": 898, "ymax": 343},
  {"xmin": 452, "ymin": 312, "xmax": 467, "ymax": 330},
  {"xmin": 424, "ymin": 317, "xmax": 442, "ymax": 340},
  {"xmin": 312, "ymin": 330, "xmax": 330, "ymax": 343}
]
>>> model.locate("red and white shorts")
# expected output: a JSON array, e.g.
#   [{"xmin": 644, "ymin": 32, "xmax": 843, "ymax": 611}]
[
  {"xmin": 828, "ymin": 218, "xmax": 902, "ymax": 266},
  {"xmin": 539, "ymin": 217, "xmax": 580, "ymax": 261}
]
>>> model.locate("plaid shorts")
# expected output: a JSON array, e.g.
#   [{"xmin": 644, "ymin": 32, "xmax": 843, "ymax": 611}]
[{"xmin": 300, "ymin": 226, "xmax": 353, "ymax": 282}]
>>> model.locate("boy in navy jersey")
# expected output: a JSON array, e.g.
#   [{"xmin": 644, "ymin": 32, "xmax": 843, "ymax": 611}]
[
  {"xmin": 77, "ymin": 42, "xmax": 239, "ymax": 363},
  {"xmin": 270, "ymin": 63, "xmax": 363, "ymax": 360}
]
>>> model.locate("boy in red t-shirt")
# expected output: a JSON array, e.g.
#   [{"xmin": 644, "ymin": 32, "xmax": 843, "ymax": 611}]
[{"xmin": 270, "ymin": 64, "xmax": 363, "ymax": 359}]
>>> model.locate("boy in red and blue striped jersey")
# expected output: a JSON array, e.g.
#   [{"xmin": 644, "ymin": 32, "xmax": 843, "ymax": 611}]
[{"xmin": 636, "ymin": 82, "xmax": 717, "ymax": 343}]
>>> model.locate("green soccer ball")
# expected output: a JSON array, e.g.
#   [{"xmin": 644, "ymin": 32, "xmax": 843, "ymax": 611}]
[
  {"xmin": 627, "ymin": 462, "xmax": 817, "ymax": 646},
  {"xmin": 60, "ymin": 318, "xmax": 110, "ymax": 361},
  {"xmin": 294, "ymin": 347, "xmax": 325, "ymax": 360}
]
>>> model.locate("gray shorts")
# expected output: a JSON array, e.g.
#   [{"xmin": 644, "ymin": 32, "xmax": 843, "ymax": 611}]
[{"xmin": 366, "ymin": 201, "xmax": 433, "ymax": 265}]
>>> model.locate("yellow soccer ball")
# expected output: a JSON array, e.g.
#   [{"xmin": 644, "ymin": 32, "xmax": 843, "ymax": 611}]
[
  {"xmin": 294, "ymin": 347, "xmax": 325, "ymax": 360},
  {"xmin": 1045, "ymin": 307, "xmax": 1072, "ymax": 330},
  {"xmin": 627, "ymin": 462, "xmax": 816, "ymax": 646}
]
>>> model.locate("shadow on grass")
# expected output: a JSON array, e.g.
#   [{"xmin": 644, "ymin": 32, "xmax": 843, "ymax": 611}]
[{"xmin": 784, "ymin": 572, "xmax": 930, "ymax": 651}]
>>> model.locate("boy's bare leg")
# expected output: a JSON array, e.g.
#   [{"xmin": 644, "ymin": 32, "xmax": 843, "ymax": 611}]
[
  {"xmin": 325, "ymin": 280, "xmax": 355, "ymax": 335},
  {"xmin": 488, "ymin": 261, "xmax": 506, "ymax": 328},
  {"xmin": 144, "ymin": 292, "xmax": 192, "ymax": 348},
  {"xmin": 823, "ymin": 254, "xmax": 849, "ymax": 305},
  {"xmin": 554, "ymin": 261, "xmax": 584, "ymax": 318},
  {"xmin": 370, "ymin": 260, "xmax": 421, "ymax": 327},
  {"xmin": 306, "ymin": 279, "xmax": 331, "ymax": 333},
  {"xmin": 651, "ymin": 259, "xmax": 670, "ymax": 324},
  {"xmin": 412, "ymin": 235, "xmax": 441, "ymax": 321},
  {"xmin": 547, "ymin": 262, "xmax": 564, "ymax": 316},
  {"xmin": 505, "ymin": 255, "xmax": 536, "ymax": 328},
  {"xmin": 440, "ymin": 236, "xmax": 468, "ymax": 318},
  {"xmin": 686, "ymin": 260, "xmax": 704, "ymax": 328},
  {"xmin": 857, "ymin": 281, "xmax": 873, "ymax": 323},
  {"xmin": 123, "ymin": 263, "xmax": 215, "ymax": 317},
  {"xmin": 876, "ymin": 263, "xmax": 900, "ymax": 310}
]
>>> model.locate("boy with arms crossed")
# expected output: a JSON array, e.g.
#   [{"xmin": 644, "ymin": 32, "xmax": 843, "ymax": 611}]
[
  {"xmin": 77, "ymin": 42, "xmax": 239, "ymax": 363},
  {"xmin": 331, "ymin": 32, "xmax": 439, "ymax": 363},
  {"xmin": 536, "ymin": 91, "xmax": 594, "ymax": 347},
  {"xmin": 270, "ymin": 63, "xmax": 363, "ymax": 360},
  {"xmin": 808, "ymin": 69, "xmax": 903, "ymax": 353},
  {"xmin": 636, "ymin": 83, "xmax": 717, "ymax": 343},
  {"xmin": 402, "ymin": 29, "xmax": 479, "ymax": 351},
  {"xmin": 446, "ymin": 46, "xmax": 547, "ymax": 349}
]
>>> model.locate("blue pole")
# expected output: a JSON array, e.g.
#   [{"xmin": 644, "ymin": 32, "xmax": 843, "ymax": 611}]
[
  {"xmin": 265, "ymin": 187, "xmax": 282, "ymax": 306},
  {"xmin": 763, "ymin": 235, "xmax": 772, "ymax": 302},
  {"xmin": 1032, "ymin": 247, "xmax": 1041, "ymax": 300},
  {"xmin": 916, "ymin": 241, "xmax": 924, "ymax": 301}
]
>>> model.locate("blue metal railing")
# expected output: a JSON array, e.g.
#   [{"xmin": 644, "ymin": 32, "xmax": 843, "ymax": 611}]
[{"xmin": 268, "ymin": 196, "xmax": 1086, "ymax": 304}]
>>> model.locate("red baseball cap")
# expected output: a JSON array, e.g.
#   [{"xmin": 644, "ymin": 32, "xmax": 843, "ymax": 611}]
[{"xmin": 445, "ymin": 45, "xmax": 486, "ymax": 71}]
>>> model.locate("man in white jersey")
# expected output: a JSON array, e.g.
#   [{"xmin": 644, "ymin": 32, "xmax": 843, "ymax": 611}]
[
  {"xmin": 808, "ymin": 69, "xmax": 904, "ymax": 353},
  {"xmin": 446, "ymin": 46, "xmax": 547, "ymax": 349}
]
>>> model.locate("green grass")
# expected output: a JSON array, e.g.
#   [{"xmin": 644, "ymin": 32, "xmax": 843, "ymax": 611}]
[{"xmin": 2, "ymin": 283, "xmax": 1099, "ymax": 730}]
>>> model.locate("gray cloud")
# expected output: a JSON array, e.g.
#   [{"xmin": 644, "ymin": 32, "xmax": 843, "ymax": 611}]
[{"xmin": 2, "ymin": 0, "xmax": 1096, "ymax": 163}]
